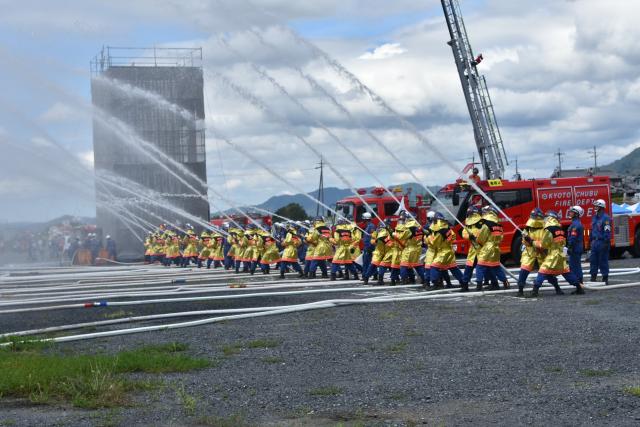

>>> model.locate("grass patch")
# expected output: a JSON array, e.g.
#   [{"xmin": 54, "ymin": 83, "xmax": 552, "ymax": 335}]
[
  {"xmin": 404, "ymin": 330, "xmax": 422, "ymax": 337},
  {"xmin": 379, "ymin": 311, "xmax": 398, "ymax": 320},
  {"xmin": 623, "ymin": 386, "xmax": 640, "ymax": 397},
  {"xmin": 221, "ymin": 344, "xmax": 243, "ymax": 357},
  {"xmin": 580, "ymin": 369, "xmax": 614, "ymax": 377},
  {"xmin": 544, "ymin": 366, "xmax": 564, "ymax": 373},
  {"xmin": 308, "ymin": 386, "xmax": 343, "ymax": 397},
  {"xmin": 261, "ymin": 356, "xmax": 284, "ymax": 364},
  {"xmin": 195, "ymin": 414, "xmax": 248, "ymax": 427},
  {"xmin": 176, "ymin": 384, "xmax": 197, "ymax": 416},
  {"xmin": 0, "ymin": 342, "xmax": 209, "ymax": 408},
  {"xmin": 246, "ymin": 339, "xmax": 279, "ymax": 349},
  {"xmin": 385, "ymin": 342, "xmax": 408, "ymax": 353},
  {"xmin": 103, "ymin": 310, "xmax": 134, "ymax": 320}
]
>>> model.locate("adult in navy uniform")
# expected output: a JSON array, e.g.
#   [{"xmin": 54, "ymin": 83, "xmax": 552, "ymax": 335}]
[
  {"xmin": 567, "ymin": 205, "xmax": 584, "ymax": 284},
  {"xmin": 589, "ymin": 199, "xmax": 611, "ymax": 285}
]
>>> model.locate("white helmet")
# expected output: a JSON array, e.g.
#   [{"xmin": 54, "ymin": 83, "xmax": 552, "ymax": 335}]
[
  {"xmin": 569, "ymin": 206, "xmax": 584, "ymax": 218},
  {"xmin": 593, "ymin": 199, "xmax": 606, "ymax": 209},
  {"xmin": 362, "ymin": 212, "xmax": 372, "ymax": 220},
  {"xmin": 427, "ymin": 211, "xmax": 436, "ymax": 219}
]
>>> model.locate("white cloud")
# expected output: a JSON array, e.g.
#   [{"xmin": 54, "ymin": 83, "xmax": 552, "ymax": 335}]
[
  {"xmin": 359, "ymin": 43, "xmax": 407, "ymax": 60},
  {"xmin": 39, "ymin": 102, "xmax": 77, "ymax": 123}
]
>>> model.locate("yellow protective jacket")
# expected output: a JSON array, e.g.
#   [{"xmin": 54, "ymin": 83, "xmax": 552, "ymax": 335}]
[
  {"xmin": 371, "ymin": 228, "xmax": 388, "ymax": 266},
  {"xmin": 260, "ymin": 233, "xmax": 280, "ymax": 265},
  {"xmin": 303, "ymin": 230, "xmax": 316, "ymax": 260},
  {"xmin": 198, "ymin": 237, "xmax": 212, "ymax": 259},
  {"xmin": 381, "ymin": 227, "xmax": 401, "ymax": 269},
  {"xmin": 281, "ymin": 230, "xmax": 302, "ymax": 262},
  {"xmin": 209, "ymin": 233, "xmax": 225, "ymax": 261},
  {"xmin": 183, "ymin": 236, "xmax": 199, "ymax": 258},
  {"xmin": 227, "ymin": 228, "xmax": 239, "ymax": 259},
  {"xmin": 310, "ymin": 223, "xmax": 334, "ymax": 260},
  {"xmin": 423, "ymin": 226, "xmax": 436, "ymax": 268},
  {"xmin": 398, "ymin": 219, "xmax": 423, "ymax": 267},
  {"xmin": 462, "ymin": 213, "xmax": 482, "ymax": 266},
  {"xmin": 428, "ymin": 220, "xmax": 458, "ymax": 270},
  {"xmin": 165, "ymin": 237, "xmax": 181, "ymax": 259},
  {"xmin": 144, "ymin": 237, "xmax": 153, "ymax": 256},
  {"xmin": 332, "ymin": 224, "xmax": 355, "ymax": 264},
  {"xmin": 349, "ymin": 225, "xmax": 362, "ymax": 260},
  {"xmin": 245, "ymin": 230, "xmax": 260, "ymax": 262},
  {"xmin": 477, "ymin": 212, "xmax": 503, "ymax": 267},
  {"xmin": 235, "ymin": 233, "xmax": 249, "ymax": 262},
  {"xmin": 535, "ymin": 217, "xmax": 570, "ymax": 275},
  {"xmin": 520, "ymin": 218, "xmax": 546, "ymax": 271}
]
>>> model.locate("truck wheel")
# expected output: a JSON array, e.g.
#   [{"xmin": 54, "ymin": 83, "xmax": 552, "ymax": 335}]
[
  {"xmin": 511, "ymin": 234, "xmax": 522, "ymax": 266},
  {"xmin": 610, "ymin": 247, "xmax": 626, "ymax": 259},
  {"xmin": 632, "ymin": 229, "xmax": 640, "ymax": 258}
]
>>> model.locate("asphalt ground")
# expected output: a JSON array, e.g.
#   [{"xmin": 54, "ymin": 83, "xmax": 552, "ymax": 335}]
[{"xmin": 1, "ymin": 257, "xmax": 639, "ymax": 426}]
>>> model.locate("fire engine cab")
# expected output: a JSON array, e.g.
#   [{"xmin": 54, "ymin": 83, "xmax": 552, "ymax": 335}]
[{"xmin": 334, "ymin": 187, "xmax": 430, "ymax": 229}]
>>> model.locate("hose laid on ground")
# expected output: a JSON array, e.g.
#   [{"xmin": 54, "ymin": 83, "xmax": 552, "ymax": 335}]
[{"xmin": 4, "ymin": 280, "xmax": 639, "ymax": 345}]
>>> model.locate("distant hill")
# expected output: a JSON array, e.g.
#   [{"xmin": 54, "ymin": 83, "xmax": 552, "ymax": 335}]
[{"xmin": 605, "ymin": 147, "xmax": 640, "ymax": 174}]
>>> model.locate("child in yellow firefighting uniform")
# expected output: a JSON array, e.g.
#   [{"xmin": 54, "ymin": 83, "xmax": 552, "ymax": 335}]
[
  {"xmin": 530, "ymin": 210, "xmax": 585, "ymax": 296},
  {"xmin": 475, "ymin": 206, "xmax": 510, "ymax": 291},
  {"xmin": 516, "ymin": 208, "xmax": 547, "ymax": 296},
  {"xmin": 279, "ymin": 223, "xmax": 303, "ymax": 279},
  {"xmin": 330, "ymin": 217, "xmax": 359, "ymax": 281},
  {"xmin": 426, "ymin": 212, "xmax": 466, "ymax": 290},
  {"xmin": 181, "ymin": 230, "xmax": 199, "ymax": 268},
  {"xmin": 308, "ymin": 217, "xmax": 333, "ymax": 278},
  {"xmin": 397, "ymin": 211, "xmax": 425, "ymax": 285},
  {"xmin": 259, "ymin": 229, "xmax": 279, "ymax": 274},
  {"xmin": 378, "ymin": 219, "xmax": 402, "ymax": 286}
]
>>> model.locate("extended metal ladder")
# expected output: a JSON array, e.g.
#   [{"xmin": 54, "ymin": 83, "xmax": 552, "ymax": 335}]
[{"xmin": 441, "ymin": 0, "xmax": 508, "ymax": 180}]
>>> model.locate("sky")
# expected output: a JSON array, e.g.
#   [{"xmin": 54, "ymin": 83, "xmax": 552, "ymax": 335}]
[{"xmin": 0, "ymin": 0, "xmax": 639, "ymax": 222}]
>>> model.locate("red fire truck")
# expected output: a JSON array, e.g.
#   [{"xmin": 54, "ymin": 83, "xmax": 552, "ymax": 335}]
[
  {"xmin": 334, "ymin": 187, "xmax": 430, "ymax": 229},
  {"xmin": 210, "ymin": 213, "xmax": 272, "ymax": 228}
]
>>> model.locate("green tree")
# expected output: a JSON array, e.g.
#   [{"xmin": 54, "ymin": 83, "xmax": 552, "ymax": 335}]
[{"xmin": 275, "ymin": 203, "xmax": 308, "ymax": 221}]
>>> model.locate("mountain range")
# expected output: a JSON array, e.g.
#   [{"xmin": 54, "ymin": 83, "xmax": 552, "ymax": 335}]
[{"xmin": 605, "ymin": 147, "xmax": 640, "ymax": 174}]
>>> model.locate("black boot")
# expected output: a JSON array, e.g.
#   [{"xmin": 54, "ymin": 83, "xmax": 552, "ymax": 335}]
[
  {"xmin": 529, "ymin": 287, "xmax": 539, "ymax": 297},
  {"xmin": 330, "ymin": 274, "xmax": 336, "ymax": 281},
  {"xmin": 517, "ymin": 283, "xmax": 524, "ymax": 297},
  {"xmin": 571, "ymin": 284, "xmax": 585, "ymax": 295},
  {"xmin": 603, "ymin": 275, "xmax": 609, "ymax": 285},
  {"xmin": 279, "ymin": 271, "xmax": 285, "ymax": 279},
  {"xmin": 553, "ymin": 283, "xmax": 565, "ymax": 295},
  {"xmin": 390, "ymin": 279, "xmax": 397, "ymax": 286},
  {"xmin": 343, "ymin": 271, "xmax": 350, "ymax": 281},
  {"xmin": 377, "ymin": 277, "xmax": 384, "ymax": 286},
  {"xmin": 321, "ymin": 272, "xmax": 328, "ymax": 279},
  {"xmin": 590, "ymin": 274, "xmax": 597, "ymax": 282},
  {"xmin": 363, "ymin": 277, "xmax": 369, "ymax": 285},
  {"xmin": 476, "ymin": 283, "xmax": 483, "ymax": 292},
  {"xmin": 298, "ymin": 271, "xmax": 304, "ymax": 278},
  {"xmin": 503, "ymin": 280, "xmax": 510, "ymax": 289},
  {"xmin": 353, "ymin": 272, "xmax": 359, "ymax": 281},
  {"xmin": 337, "ymin": 270, "xmax": 344, "ymax": 278},
  {"xmin": 459, "ymin": 282, "xmax": 469, "ymax": 293}
]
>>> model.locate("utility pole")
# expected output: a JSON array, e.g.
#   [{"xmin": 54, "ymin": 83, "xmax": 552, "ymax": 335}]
[
  {"xmin": 512, "ymin": 156, "xmax": 521, "ymax": 180},
  {"xmin": 315, "ymin": 158, "xmax": 324, "ymax": 217},
  {"xmin": 588, "ymin": 145, "xmax": 598, "ymax": 173},
  {"xmin": 555, "ymin": 149, "xmax": 565, "ymax": 176}
]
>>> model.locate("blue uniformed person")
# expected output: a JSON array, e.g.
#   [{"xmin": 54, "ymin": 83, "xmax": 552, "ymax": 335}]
[
  {"xmin": 361, "ymin": 212, "xmax": 375, "ymax": 275},
  {"xmin": 567, "ymin": 205, "xmax": 585, "ymax": 284},
  {"xmin": 589, "ymin": 199, "xmax": 611, "ymax": 285}
]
